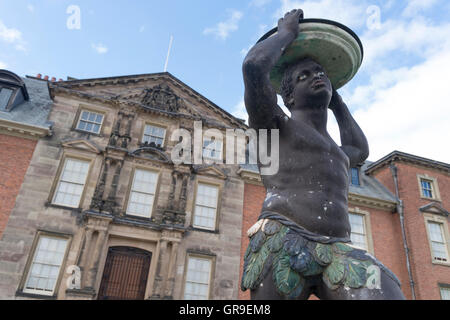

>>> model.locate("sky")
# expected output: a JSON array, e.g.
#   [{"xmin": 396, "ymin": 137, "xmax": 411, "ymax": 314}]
[{"xmin": 0, "ymin": 0, "xmax": 449, "ymax": 163}]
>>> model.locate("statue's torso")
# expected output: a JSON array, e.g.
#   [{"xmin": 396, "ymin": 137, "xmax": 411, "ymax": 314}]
[{"xmin": 259, "ymin": 118, "xmax": 351, "ymax": 239}]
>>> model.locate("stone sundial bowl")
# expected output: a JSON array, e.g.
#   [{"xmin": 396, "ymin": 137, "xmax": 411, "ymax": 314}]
[{"xmin": 257, "ymin": 18, "xmax": 364, "ymax": 92}]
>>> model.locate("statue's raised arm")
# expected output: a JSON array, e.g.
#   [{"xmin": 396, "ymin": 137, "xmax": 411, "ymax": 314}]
[{"xmin": 242, "ymin": 9, "xmax": 304, "ymax": 129}]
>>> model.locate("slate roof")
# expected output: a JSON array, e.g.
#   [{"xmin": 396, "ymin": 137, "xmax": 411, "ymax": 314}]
[
  {"xmin": 239, "ymin": 161, "xmax": 396, "ymax": 203},
  {"xmin": 0, "ymin": 76, "xmax": 53, "ymax": 130}
]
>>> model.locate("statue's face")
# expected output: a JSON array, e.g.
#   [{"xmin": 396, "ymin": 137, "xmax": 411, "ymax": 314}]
[{"xmin": 290, "ymin": 59, "xmax": 332, "ymax": 109}]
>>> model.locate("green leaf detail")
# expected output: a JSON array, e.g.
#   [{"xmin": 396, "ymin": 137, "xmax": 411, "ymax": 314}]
[
  {"xmin": 273, "ymin": 250, "xmax": 302, "ymax": 296},
  {"xmin": 323, "ymin": 258, "xmax": 346, "ymax": 286},
  {"xmin": 267, "ymin": 226, "xmax": 287, "ymax": 253},
  {"xmin": 333, "ymin": 242, "xmax": 354, "ymax": 254},
  {"xmin": 344, "ymin": 258, "xmax": 368, "ymax": 289},
  {"xmin": 302, "ymin": 259, "xmax": 323, "ymax": 277},
  {"xmin": 242, "ymin": 243, "xmax": 271, "ymax": 290},
  {"xmin": 315, "ymin": 243, "xmax": 333, "ymax": 266}
]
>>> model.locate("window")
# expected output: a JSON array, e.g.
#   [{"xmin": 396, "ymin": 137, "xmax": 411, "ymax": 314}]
[
  {"xmin": 193, "ymin": 183, "xmax": 219, "ymax": 230},
  {"xmin": 440, "ymin": 286, "xmax": 450, "ymax": 300},
  {"xmin": 52, "ymin": 158, "xmax": 90, "ymax": 208},
  {"xmin": 142, "ymin": 124, "xmax": 166, "ymax": 147},
  {"xmin": 421, "ymin": 179, "xmax": 434, "ymax": 198},
  {"xmin": 23, "ymin": 235, "xmax": 68, "ymax": 296},
  {"xmin": 350, "ymin": 167, "xmax": 360, "ymax": 186},
  {"xmin": 76, "ymin": 110, "xmax": 104, "ymax": 134},
  {"xmin": 203, "ymin": 138, "xmax": 223, "ymax": 161},
  {"xmin": 0, "ymin": 87, "xmax": 14, "ymax": 110},
  {"xmin": 184, "ymin": 256, "xmax": 212, "ymax": 300},
  {"xmin": 427, "ymin": 221, "xmax": 449, "ymax": 262},
  {"xmin": 126, "ymin": 169, "xmax": 158, "ymax": 218},
  {"xmin": 349, "ymin": 213, "xmax": 368, "ymax": 250}
]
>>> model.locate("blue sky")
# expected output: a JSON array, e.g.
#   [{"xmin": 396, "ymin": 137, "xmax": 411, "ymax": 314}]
[{"xmin": 1, "ymin": 0, "xmax": 449, "ymax": 163}]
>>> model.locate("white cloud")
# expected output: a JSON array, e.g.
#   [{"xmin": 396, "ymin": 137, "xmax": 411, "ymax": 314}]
[
  {"xmin": 91, "ymin": 43, "xmax": 108, "ymax": 54},
  {"xmin": 203, "ymin": 10, "xmax": 243, "ymax": 40},
  {"xmin": 0, "ymin": 61, "xmax": 7, "ymax": 69},
  {"xmin": 274, "ymin": 0, "xmax": 368, "ymax": 30},
  {"xmin": 341, "ymin": 46, "xmax": 450, "ymax": 163},
  {"xmin": 402, "ymin": 0, "xmax": 440, "ymax": 17},
  {"xmin": 0, "ymin": 20, "xmax": 23, "ymax": 43}
]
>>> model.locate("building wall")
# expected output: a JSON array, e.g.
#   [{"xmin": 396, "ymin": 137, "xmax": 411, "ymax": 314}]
[
  {"xmin": 0, "ymin": 134, "xmax": 37, "ymax": 239},
  {"xmin": 0, "ymin": 75, "xmax": 247, "ymax": 300},
  {"xmin": 373, "ymin": 163, "xmax": 450, "ymax": 300}
]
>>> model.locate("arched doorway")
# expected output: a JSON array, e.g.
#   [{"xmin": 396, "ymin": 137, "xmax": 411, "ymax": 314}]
[{"xmin": 97, "ymin": 246, "xmax": 152, "ymax": 300}]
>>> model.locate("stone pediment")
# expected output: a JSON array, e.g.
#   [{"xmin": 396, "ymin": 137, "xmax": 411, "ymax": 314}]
[
  {"xmin": 50, "ymin": 72, "xmax": 247, "ymax": 129},
  {"xmin": 129, "ymin": 146, "xmax": 171, "ymax": 163},
  {"xmin": 193, "ymin": 165, "xmax": 227, "ymax": 180},
  {"xmin": 419, "ymin": 202, "xmax": 449, "ymax": 217},
  {"xmin": 61, "ymin": 139, "xmax": 102, "ymax": 154}
]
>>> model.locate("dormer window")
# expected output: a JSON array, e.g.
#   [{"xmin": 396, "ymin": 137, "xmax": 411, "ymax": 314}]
[
  {"xmin": 350, "ymin": 167, "xmax": 360, "ymax": 186},
  {"xmin": 0, "ymin": 70, "xmax": 29, "ymax": 112}
]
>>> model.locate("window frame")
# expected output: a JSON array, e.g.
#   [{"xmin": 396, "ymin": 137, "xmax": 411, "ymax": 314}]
[
  {"xmin": 50, "ymin": 156, "xmax": 92, "ymax": 209},
  {"xmin": 72, "ymin": 105, "xmax": 107, "ymax": 136},
  {"xmin": 0, "ymin": 85, "xmax": 17, "ymax": 110},
  {"xmin": 191, "ymin": 181, "xmax": 221, "ymax": 232},
  {"xmin": 18, "ymin": 231, "xmax": 72, "ymax": 298},
  {"xmin": 350, "ymin": 167, "xmax": 361, "ymax": 186},
  {"xmin": 124, "ymin": 166, "xmax": 160, "ymax": 219},
  {"xmin": 348, "ymin": 208, "xmax": 374, "ymax": 254},
  {"xmin": 424, "ymin": 213, "xmax": 450, "ymax": 266},
  {"xmin": 182, "ymin": 252, "xmax": 215, "ymax": 300},
  {"xmin": 202, "ymin": 137, "xmax": 223, "ymax": 162},
  {"xmin": 141, "ymin": 122, "xmax": 167, "ymax": 148},
  {"xmin": 439, "ymin": 284, "xmax": 450, "ymax": 300},
  {"xmin": 417, "ymin": 174, "xmax": 441, "ymax": 201}
]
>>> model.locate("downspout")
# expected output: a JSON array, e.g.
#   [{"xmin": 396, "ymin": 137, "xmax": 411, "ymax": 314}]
[{"xmin": 390, "ymin": 163, "xmax": 416, "ymax": 300}]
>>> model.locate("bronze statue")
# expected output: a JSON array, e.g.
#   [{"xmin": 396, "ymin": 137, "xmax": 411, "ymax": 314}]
[{"xmin": 241, "ymin": 9, "xmax": 405, "ymax": 300}]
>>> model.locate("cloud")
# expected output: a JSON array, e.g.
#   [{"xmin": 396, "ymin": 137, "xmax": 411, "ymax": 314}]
[
  {"xmin": 203, "ymin": 10, "xmax": 243, "ymax": 40},
  {"xmin": 274, "ymin": 0, "xmax": 368, "ymax": 29},
  {"xmin": 0, "ymin": 61, "xmax": 7, "ymax": 69},
  {"xmin": 0, "ymin": 20, "xmax": 23, "ymax": 43},
  {"xmin": 91, "ymin": 43, "xmax": 108, "ymax": 54},
  {"xmin": 402, "ymin": 0, "xmax": 440, "ymax": 17}
]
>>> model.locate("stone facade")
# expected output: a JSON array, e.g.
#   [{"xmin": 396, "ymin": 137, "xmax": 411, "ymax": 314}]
[
  {"xmin": 0, "ymin": 72, "xmax": 247, "ymax": 300},
  {"xmin": 238, "ymin": 152, "xmax": 450, "ymax": 300}
]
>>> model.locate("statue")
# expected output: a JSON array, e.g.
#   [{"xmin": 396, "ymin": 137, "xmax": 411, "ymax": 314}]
[{"xmin": 240, "ymin": 9, "xmax": 405, "ymax": 300}]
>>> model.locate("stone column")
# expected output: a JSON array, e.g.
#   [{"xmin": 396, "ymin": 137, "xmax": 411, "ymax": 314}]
[
  {"xmin": 78, "ymin": 228, "xmax": 94, "ymax": 288},
  {"xmin": 85, "ymin": 229, "xmax": 107, "ymax": 289},
  {"xmin": 164, "ymin": 242, "xmax": 179, "ymax": 299},
  {"xmin": 150, "ymin": 239, "xmax": 168, "ymax": 300}
]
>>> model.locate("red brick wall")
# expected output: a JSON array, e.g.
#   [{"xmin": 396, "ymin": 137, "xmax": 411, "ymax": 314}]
[
  {"xmin": 374, "ymin": 163, "xmax": 450, "ymax": 300},
  {"xmin": 0, "ymin": 134, "xmax": 37, "ymax": 239},
  {"xmin": 238, "ymin": 182, "xmax": 266, "ymax": 300}
]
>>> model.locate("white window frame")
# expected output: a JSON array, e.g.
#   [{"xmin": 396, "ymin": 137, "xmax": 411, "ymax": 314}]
[
  {"xmin": 427, "ymin": 221, "xmax": 449, "ymax": 263},
  {"xmin": 52, "ymin": 158, "xmax": 90, "ymax": 208},
  {"xmin": 23, "ymin": 235, "xmax": 69, "ymax": 296},
  {"xmin": 202, "ymin": 138, "xmax": 223, "ymax": 161},
  {"xmin": 348, "ymin": 212, "xmax": 368, "ymax": 250},
  {"xmin": 126, "ymin": 168, "xmax": 159, "ymax": 218},
  {"xmin": 142, "ymin": 123, "xmax": 166, "ymax": 148},
  {"xmin": 417, "ymin": 174, "xmax": 441, "ymax": 201},
  {"xmin": 76, "ymin": 109, "xmax": 104, "ymax": 134},
  {"xmin": 440, "ymin": 286, "xmax": 450, "ymax": 300},
  {"xmin": 183, "ymin": 255, "xmax": 213, "ymax": 300},
  {"xmin": 193, "ymin": 183, "xmax": 219, "ymax": 231}
]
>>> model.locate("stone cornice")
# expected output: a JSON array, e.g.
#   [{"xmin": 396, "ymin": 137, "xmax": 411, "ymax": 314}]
[
  {"xmin": 348, "ymin": 193, "xmax": 397, "ymax": 212},
  {"xmin": 366, "ymin": 151, "xmax": 450, "ymax": 175},
  {"xmin": 237, "ymin": 168, "xmax": 263, "ymax": 186},
  {"xmin": 0, "ymin": 118, "xmax": 51, "ymax": 140}
]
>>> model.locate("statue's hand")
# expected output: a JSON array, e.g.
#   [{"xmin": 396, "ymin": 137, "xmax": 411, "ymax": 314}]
[
  {"xmin": 278, "ymin": 9, "xmax": 304, "ymax": 37},
  {"xmin": 329, "ymin": 88, "xmax": 343, "ymax": 111}
]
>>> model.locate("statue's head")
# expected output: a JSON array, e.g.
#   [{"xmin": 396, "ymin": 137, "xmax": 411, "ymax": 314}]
[{"xmin": 280, "ymin": 57, "xmax": 332, "ymax": 111}]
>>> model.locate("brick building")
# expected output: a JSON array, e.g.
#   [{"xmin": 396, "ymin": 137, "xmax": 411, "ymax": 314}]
[
  {"xmin": 0, "ymin": 71, "xmax": 248, "ymax": 300},
  {"xmin": 0, "ymin": 70, "xmax": 53, "ymax": 238},
  {"xmin": 238, "ymin": 151, "xmax": 450, "ymax": 300}
]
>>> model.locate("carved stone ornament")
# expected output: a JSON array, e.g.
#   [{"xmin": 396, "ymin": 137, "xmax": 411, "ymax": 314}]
[{"xmin": 142, "ymin": 84, "xmax": 182, "ymax": 113}]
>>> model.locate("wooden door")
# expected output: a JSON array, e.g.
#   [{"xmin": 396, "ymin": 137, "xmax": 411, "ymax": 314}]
[{"xmin": 97, "ymin": 246, "xmax": 152, "ymax": 300}]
